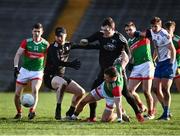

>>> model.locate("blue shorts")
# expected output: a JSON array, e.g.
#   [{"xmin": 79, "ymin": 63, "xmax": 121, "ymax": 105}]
[{"xmin": 154, "ymin": 59, "xmax": 175, "ymax": 79}]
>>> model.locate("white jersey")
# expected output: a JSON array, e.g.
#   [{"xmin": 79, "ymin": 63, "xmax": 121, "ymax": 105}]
[{"xmin": 150, "ymin": 28, "xmax": 171, "ymax": 62}]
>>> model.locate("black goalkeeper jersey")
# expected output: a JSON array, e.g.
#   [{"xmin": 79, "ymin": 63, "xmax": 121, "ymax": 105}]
[
  {"xmin": 44, "ymin": 41, "xmax": 86, "ymax": 76},
  {"xmin": 86, "ymin": 31, "xmax": 131, "ymax": 69},
  {"xmin": 44, "ymin": 41, "xmax": 98, "ymax": 76}
]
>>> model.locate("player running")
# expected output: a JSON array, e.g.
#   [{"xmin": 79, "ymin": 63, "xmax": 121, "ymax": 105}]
[
  {"xmin": 13, "ymin": 23, "xmax": 49, "ymax": 119},
  {"xmin": 124, "ymin": 21, "xmax": 155, "ymax": 120}
]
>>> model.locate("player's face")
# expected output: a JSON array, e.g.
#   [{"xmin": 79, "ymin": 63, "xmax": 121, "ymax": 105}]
[
  {"xmin": 125, "ymin": 26, "xmax": 136, "ymax": 38},
  {"xmin": 104, "ymin": 74, "xmax": 117, "ymax": 83},
  {"xmin": 101, "ymin": 25, "xmax": 114, "ymax": 37},
  {"xmin": 151, "ymin": 23, "xmax": 161, "ymax": 33},
  {"xmin": 166, "ymin": 26, "xmax": 175, "ymax": 37},
  {"xmin": 32, "ymin": 28, "xmax": 43, "ymax": 41},
  {"xmin": 55, "ymin": 34, "xmax": 67, "ymax": 45}
]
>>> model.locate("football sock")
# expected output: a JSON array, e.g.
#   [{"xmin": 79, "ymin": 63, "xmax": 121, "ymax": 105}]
[
  {"xmin": 66, "ymin": 106, "xmax": 75, "ymax": 116},
  {"xmin": 29, "ymin": 108, "xmax": 35, "ymax": 113},
  {"xmin": 89, "ymin": 102, "xmax": 97, "ymax": 118},
  {"xmin": 163, "ymin": 106, "xmax": 170, "ymax": 117}
]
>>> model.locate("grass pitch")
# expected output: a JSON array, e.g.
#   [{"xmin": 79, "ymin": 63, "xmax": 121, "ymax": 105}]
[{"xmin": 0, "ymin": 92, "xmax": 180, "ymax": 135}]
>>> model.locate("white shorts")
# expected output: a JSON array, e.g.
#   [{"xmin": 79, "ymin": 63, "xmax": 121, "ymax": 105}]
[
  {"xmin": 129, "ymin": 61, "xmax": 154, "ymax": 80},
  {"xmin": 16, "ymin": 67, "xmax": 43, "ymax": 85},
  {"xmin": 91, "ymin": 83, "xmax": 115, "ymax": 110}
]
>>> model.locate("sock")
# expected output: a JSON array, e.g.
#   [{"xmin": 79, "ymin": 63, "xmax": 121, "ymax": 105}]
[
  {"xmin": 66, "ymin": 106, "xmax": 75, "ymax": 116},
  {"xmin": 56, "ymin": 103, "xmax": 61, "ymax": 112},
  {"xmin": 163, "ymin": 106, "xmax": 170, "ymax": 117},
  {"xmin": 89, "ymin": 102, "xmax": 97, "ymax": 118},
  {"xmin": 29, "ymin": 108, "xmax": 35, "ymax": 113},
  {"xmin": 74, "ymin": 111, "xmax": 79, "ymax": 116}
]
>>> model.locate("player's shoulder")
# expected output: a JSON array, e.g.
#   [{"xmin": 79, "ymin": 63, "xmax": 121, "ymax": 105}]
[
  {"xmin": 41, "ymin": 38, "xmax": 49, "ymax": 45},
  {"xmin": 26, "ymin": 38, "xmax": 33, "ymax": 42},
  {"xmin": 174, "ymin": 34, "xmax": 180, "ymax": 40},
  {"xmin": 114, "ymin": 31, "xmax": 128, "ymax": 43}
]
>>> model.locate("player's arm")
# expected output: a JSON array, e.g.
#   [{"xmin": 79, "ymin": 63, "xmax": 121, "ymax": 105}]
[
  {"xmin": 112, "ymin": 86, "xmax": 122, "ymax": 122},
  {"xmin": 71, "ymin": 42, "xmax": 100, "ymax": 50},
  {"xmin": 79, "ymin": 31, "xmax": 101, "ymax": 46},
  {"xmin": 168, "ymin": 41, "xmax": 176, "ymax": 64},
  {"xmin": 48, "ymin": 46, "xmax": 81, "ymax": 70},
  {"xmin": 14, "ymin": 47, "xmax": 24, "ymax": 67},
  {"xmin": 134, "ymin": 29, "xmax": 152, "ymax": 38}
]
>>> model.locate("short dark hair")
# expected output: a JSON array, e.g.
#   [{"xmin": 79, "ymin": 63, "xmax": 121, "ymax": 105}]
[
  {"xmin": 124, "ymin": 21, "xmax": 136, "ymax": 28},
  {"xmin": 164, "ymin": 20, "xmax": 176, "ymax": 30},
  {"xmin": 150, "ymin": 17, "xmax": 162, "ymax": 25},
  {"xmin": 104, "ymin": 66, "xmax": 118, "ymax": 78},
  {"xmin": 101, "ymin": 17, "xmax": 115, "ymax": 29},
  {"xmin": 33, "ymin": 23, "xmax": 43, "ymax": 29},
  {"xmin": 55, "ymin": 27, "xmax": 66, "ymax": 36}
]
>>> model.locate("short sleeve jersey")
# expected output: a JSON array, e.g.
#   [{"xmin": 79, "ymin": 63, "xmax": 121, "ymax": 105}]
[
  {"xmin": 150, "ymin": 28, "xmax": 171, "ymax": 62},
  {"xmin": 20, "ymin": 38, "xmax": 49, "ymax": 71},
  {"xmin": 103, "ymin": 64, "xmax": 123, "ymax": 97},
  {"xmin": 128, "ymin": 37, "xmax": 153, "ymax": 65}
]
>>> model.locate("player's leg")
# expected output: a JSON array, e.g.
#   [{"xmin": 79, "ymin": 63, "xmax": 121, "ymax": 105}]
[
  {"xmin": 174, "ymin": 67, "xmax": 180, "ymax": 92},
  {"xmin": 128, "ymin": 79, "xmax": 146, "ymax": 112},
  {"xmin": 65, "ymin": 80, "xmax": 85, "ymax": 117},
  {"xmin": 28, "ymin": 70, "xmax": 44, "ymax": 119},
  {"xmin": 122, "ymin": 76, "xmax": 144, "ymax": 122},
  {"xmin": 71, "ymin": 93, "xmax": 97, "ymax": 120},
  {"xmin": 142, "ymin": 79, "xmax": 154, "ymax": 119},
  {"xmin": 14, "ymin": 83, "xmax": 25, "ymax": 119},
  {"xmin": 159, "ymin": 78, "xmax": 173, "ymax": 120},
  {"xmin": 14, "ymin": 67, "xmax": 28, "ymax": 119},
  {"xmin": 51, "ymin": 76, "xmax": 67, "ymax": 120},
  {"xmin": 88, "ymin": 70, "xmax": 104, "ymax": 121},
  {"xmin": 29, "ymin": 79, "xmax": 42, "ymax": 119},
  {"xmin": 174, "ymin": 77, "xmax": 180, "ymax": 92},
  {"xmin": 72, "ymin": 86, "xmax": 103, "ymax": 120}
]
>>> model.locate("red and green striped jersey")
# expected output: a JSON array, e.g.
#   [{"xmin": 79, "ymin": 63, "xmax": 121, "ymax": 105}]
[
  {"xmin": 128, "ymin": 37, "xmax": 153, "ymax": 65},
  {"xmin": 20, "ymin": 38, "xmax": 49, "ymax": 71},
  {"xmin": 104, "ymin": 64, "xmax": 123, "ymax": 97},
  {"xmin": 172, "ymin": 34, "xmax": 180, "ymax": 67}
]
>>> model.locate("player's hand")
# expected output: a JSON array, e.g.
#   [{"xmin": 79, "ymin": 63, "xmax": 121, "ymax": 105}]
[
  {"xmin": 80, "ymin": 39, "xmax": 88, "ymax": 46},
  {"xmin": 69, "ymin": 59, "xmax": 81, "ymax": 70},
  {"xmin": 14, "ymin": 67, "xmax": 19, "ymax": 79}
]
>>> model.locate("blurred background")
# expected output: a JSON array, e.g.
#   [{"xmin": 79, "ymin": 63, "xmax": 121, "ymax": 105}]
[{"xmin": 0, "ymin": 0, "xmax": 180, "ymax": 92}]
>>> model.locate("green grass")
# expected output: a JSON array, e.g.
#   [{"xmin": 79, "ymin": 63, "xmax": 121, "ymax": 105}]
[{"xmin": 0, "ymin": 92, "xmax": 180, "ymax": 135}]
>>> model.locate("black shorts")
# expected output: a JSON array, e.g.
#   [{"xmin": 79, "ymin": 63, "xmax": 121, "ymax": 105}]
[{"xmin": 43, "ymin": 74, "xmax": 72, "ymax": 90}]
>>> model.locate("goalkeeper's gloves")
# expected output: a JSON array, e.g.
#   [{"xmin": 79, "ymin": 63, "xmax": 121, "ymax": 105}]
[
  {"xmin": 67, "ymin": 59, "xmax": 81, "ymax": 70},
  {"xmin": 14, "ymin": 67, "xmax": 19, "ymax": 79}
]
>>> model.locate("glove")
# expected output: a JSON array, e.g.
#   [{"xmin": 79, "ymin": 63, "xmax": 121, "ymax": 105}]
[
  {"xmin": 69, "ymin": 59, "xmax": 81, "ymax": 70},
  {"xmin": 14, "ymin": 67, "xmax": 19, "ymax": 79},
  {"xmin": 127, "ymin": 63, "xmax": 134, "ymax": 72}
]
